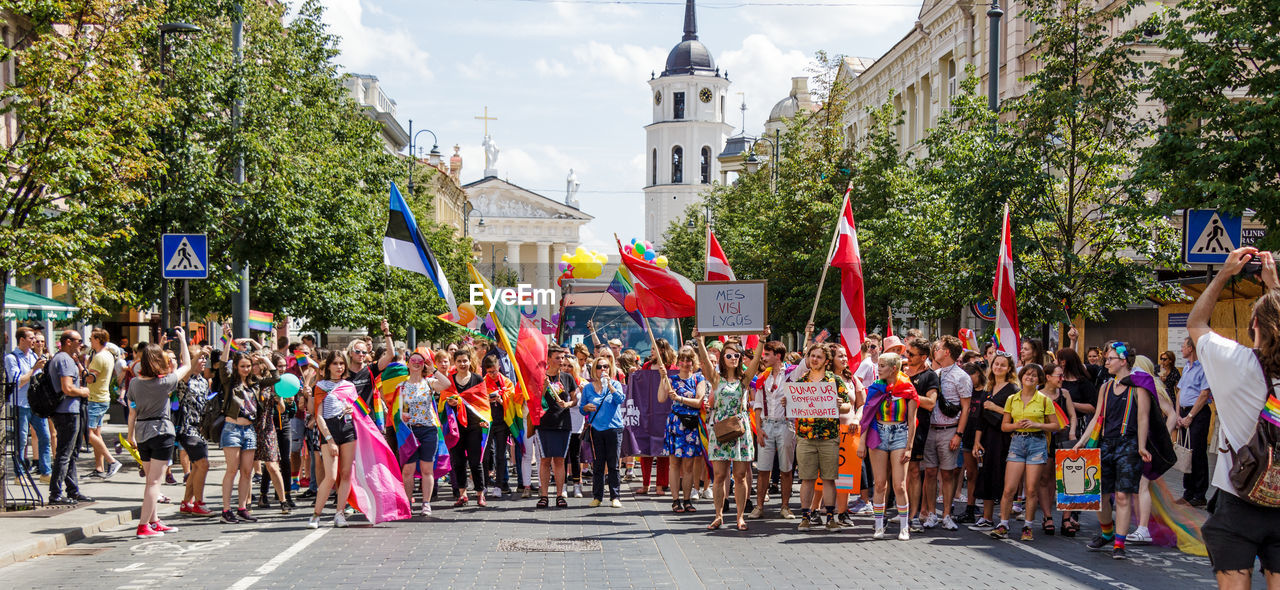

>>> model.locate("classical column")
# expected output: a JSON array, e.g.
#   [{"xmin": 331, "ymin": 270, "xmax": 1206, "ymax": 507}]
[
  {"xmin": 506, "ymin": 240, "xmax": 523, "ymax": 283},
  {"xmin": 535, "ymin": 241, "xmax": 552, "ymax": 317}
]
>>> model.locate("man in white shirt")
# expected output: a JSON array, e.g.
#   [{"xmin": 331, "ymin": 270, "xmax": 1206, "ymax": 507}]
[
  {"xmin": 854, "ymin": 336, "xmax": 881, "ymax": 387},
  {"xmin": 924, "ymin": 336, "xmax": 972, "ymax": 531},
  {"xmin": 749, "ymin": 340, "xmax": 796, "ymax": 520},
  {"xmin": 1189, "ymin": 247, "xmax": 1280, "ymax": 589}
]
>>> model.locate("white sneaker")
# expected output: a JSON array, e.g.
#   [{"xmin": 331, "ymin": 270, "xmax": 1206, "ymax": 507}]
[
  {"xmin": 873, "ymin": 526, "xmax": 886, "ymax": 539},
  {"xmin": 748, "ymin": 506, "xmax": 765, "ymax": 519},
  {"xmin": 333, "ymin": 512, "xmax": 348, "ymax": 528},
  {"xmin": 898, "ymin": 528, "xmax": 910, "ymax": 541},
  {"xmin": 1128, "ymin": 526, "xmax": 1153, "ymax": 544},
  {"xmin": 610, "ymin": 499, "xmax": 622, "ymax": 508},
  {"xmin": 780, "ymin": 506, "xmax": 795, "ymax": 519},
  {"xmin": 573, "ymin": 484, "xmax": 583, "ymax": 498},
  {"xmin": 420, "ymin": 504, "xmax": 432, "ymax": 517},
  {"xmin": 923, "ymin": 513, "xmax": 940, "ymax": 529},
  {"xmin": 968, "ymin": 518, "xmax": 995, "ymax": 531},
  {"xmin": 690, "ymin": 490, "xmax": 700, "ymax": 500},
  {"xmin": 307, "ymin": 515, "xmax": 320, "ymax": 529},
  {"xmin": 942, "ymin": 516, "xmax": 959, "ymax": 531}
]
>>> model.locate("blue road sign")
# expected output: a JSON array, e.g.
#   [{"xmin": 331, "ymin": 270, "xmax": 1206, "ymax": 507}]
[
  {"xmin": 1183, "ymin": 209, "xmax": 1242, "ymax": 265},
  {"xmin": 162, "ymin": 234, "xmax": 208, "ymax": 279}
]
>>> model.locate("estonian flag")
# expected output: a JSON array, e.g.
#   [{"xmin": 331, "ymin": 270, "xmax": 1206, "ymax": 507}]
[{"xmin": 384, "ymin": 182, "xmax": 458, "ymax": 317}]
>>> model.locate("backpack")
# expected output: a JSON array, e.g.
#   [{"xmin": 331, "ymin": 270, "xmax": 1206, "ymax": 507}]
[
  {"xmin": 199, "ymin": 390, "xmax": 226, "ymax": 441},
  {"xmin": 1226, "ymin": 353, "xmax": 1280, "ymax": 507},
  {"xmin": 26, "ymin": 356, "xmax": 64, "ymax": 419}
]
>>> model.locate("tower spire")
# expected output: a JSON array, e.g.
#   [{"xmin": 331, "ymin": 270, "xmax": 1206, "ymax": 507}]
[{"xmin": 682, "ymin": 0, "xmax": 698, "ymax": 41}]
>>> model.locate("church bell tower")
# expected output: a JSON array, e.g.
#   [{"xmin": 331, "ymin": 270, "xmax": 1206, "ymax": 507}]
[{"xmin": 643, "ymin": 0, "xmax": 731, "ymax": 249}]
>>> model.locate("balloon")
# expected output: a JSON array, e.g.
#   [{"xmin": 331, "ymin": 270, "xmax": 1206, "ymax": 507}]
[
  {"xmin": 655, "ymin": 255, "xmax": 669, "ymax": 268},
  {"xmin": 457, "ymin": 303, "xmax": 477, "ymax": 325},
  {"xmin": 594, "ymin": 253, "xmax": 607, "ymax": 264},
  {"xmin": 550, "ymin": 313, "xmax": 561, "ymax": 325},
  {"xmin": 623, "ymin": 293, "xmax": 638, "ymax": 313},
  {"xmin": 631, "ymin": 238, "xmax": 638, "ymax": 245},
  {"xmin": 561, "ymin": 253, "xmax": 571, "ymax": 262},
  {"xmin": 634, "ymin": 243, "xmax": 646, "ymax": 255},
  {"xmin": 644, "ymin": 250, "xmax": 656, "ymax": 261},
  {"xmin": 558, "ymin": 261, "xmax": 568, "ymax": 272},
  {"xmin": 483, "ymin": 316, "xmax": 496, "ymax": 332},
  {"xmin": 644, "ymin": 241, "xmax": 653, "ymax": 250},
  {"xmin": 275, "ymin": 373, "xmax": 301, "ymax": 399}
]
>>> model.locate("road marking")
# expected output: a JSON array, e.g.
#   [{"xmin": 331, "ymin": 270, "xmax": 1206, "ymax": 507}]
[
  {"xmin": 998, "ymin": 539, "xmax": 1141, "ymax": 589},
  {"xmin": 113, "ymin": 562, "xmax": 144, "ymax": 572},
  {"xmin": 226, "ymin": 528, "xmax": 328, "ymax": 590}
]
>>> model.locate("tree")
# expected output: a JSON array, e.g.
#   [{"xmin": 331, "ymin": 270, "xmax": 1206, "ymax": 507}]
[
  {"xmin": 1140, "ymin": 0, "xmax": 1280, "ymax": 249},
  {"xmin": 0, "ymin": 0, "xmax": 168, "ymax": 339},
  {"xmin": 925, "ymin": 0, "xmax": 1180, "ymax": 330}
]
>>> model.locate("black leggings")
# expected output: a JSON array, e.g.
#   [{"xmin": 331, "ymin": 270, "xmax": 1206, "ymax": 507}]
[
  {"xmin": 568, "ymin": 432, "xmax": 583, "ymax": 483},
  {"xmin": 450, "ymin": 425, "xmax": 486, "ymax": 494},
  {"xmin": 260, "ymin": 428, "xmax": 292, "ymax": 500}
]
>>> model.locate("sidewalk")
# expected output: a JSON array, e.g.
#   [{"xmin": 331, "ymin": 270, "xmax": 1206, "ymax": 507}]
[{"xmin": 0, "ymin": 423, "xmax": 212, "ymax": 566}]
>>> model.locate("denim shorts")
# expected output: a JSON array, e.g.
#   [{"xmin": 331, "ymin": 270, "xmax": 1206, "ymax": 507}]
[
  {"xmin": 1006, "ymin": 432, "xmax": 1048, "ymax": 465},
  {"xmin": 220, "ymin": 422, "xmax": 257, "ymax": 450},
  {"xmin": 87, "ymin": 401, "xmax": 110, "ymax": 429},
  {"xmin": 876, "ymin": 422, "xmax": 909, "ymax": 452}
]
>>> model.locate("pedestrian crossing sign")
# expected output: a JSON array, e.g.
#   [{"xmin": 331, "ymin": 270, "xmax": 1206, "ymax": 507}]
[
  {"xmin": 162, "ymin": 233, "xmax": 208, "ymax": 279},
  {"xmin": 1183, "ymin": 209, "xmax": 1242, "ymax": 265}
]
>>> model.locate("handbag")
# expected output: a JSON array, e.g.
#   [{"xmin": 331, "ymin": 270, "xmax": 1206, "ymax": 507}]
[
  {"xmin": 677, "ymin": 412, "xmax": 701, "ymax": 430},
  {"xmin": 1173, "ymin": 426, "xmax": 1193, "ymax": 474},
  {"xmin": 1227, "ymin": 354, "xmax": 1280, "ymax": 507},
  {"xmin": 713, "ymin": 415, "xmax": 746, "ymax": 445}
]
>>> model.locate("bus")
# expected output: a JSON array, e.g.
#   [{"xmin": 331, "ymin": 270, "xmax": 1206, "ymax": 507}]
[{"xmin": 556, "ymin": 279, "xmax": 680, "ymax": 358}]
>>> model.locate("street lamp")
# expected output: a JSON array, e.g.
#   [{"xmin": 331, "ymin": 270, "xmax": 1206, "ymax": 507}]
[
  {"xmin": 987, "ymin": 0, "xmax": 1004, "ymax": 113},
  {"xmin": 406, "ymin": 119, "xmax": 442, "ymax": 200},
  {"xmin": 463, "ymin": 201, "xmax": 475, "ymax": 238},
  {"xmin": 490, "ymin": 246, "xmax": 507, "ymax": 283}
]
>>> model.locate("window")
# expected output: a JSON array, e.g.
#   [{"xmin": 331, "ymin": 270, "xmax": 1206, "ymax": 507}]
[
  {"xmin": 700, "ymin": 146, "xmax": 711, "ymax": 184},
  {"xmin": 948, "ymin": 59, "xmax": 957, "ymax": 100},
  {"xmin": 674, "ymin": 92, "xmax": 686, "ymax": 120},
  {"xmin": 671, "ymin": 146, "xmax": 683, "ymax": 183},
  {"xmin": 720, "ymin": 95, "xmax": 725, "ymax": 121},
  {"xmin": 651, "ymin": 148, "xmax": 658, "ymax": 185}
]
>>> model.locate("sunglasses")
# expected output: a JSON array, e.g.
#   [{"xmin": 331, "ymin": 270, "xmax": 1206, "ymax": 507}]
[
  {"xmin": 595, "ymin": 364, "xmax": 610, "ymax": 370},
  {"xmin": 723, "ymin": 352, "xmax": 741, "ymax": 359},
  {"xmin": 350, "ymin": 350, "xmax": 367, "ymax": 356},
  {"xmin": 994, "ymin": 351, "xmax": 1014, "ymax": 358}
]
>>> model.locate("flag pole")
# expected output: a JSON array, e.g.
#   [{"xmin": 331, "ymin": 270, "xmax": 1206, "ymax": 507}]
[
  {"xmin": 993, "ymin": 202, "xmax": 1007, "ymax": 352},
  {"xmin": 704, "ymin": 220, "xmax": 711, "ymax": 281},
  {"xmin": 805, "ymin": 183, "xmax": 854, "ymax": 329}
]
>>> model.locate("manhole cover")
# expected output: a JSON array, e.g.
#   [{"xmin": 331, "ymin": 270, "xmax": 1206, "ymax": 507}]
[
  {"xmin": 51, "ymin": 547, "xmax": 111, "ymax": 556},
  {"xmin": 497, "ymin": 538, "xmax": 602, "ymax": 552}
]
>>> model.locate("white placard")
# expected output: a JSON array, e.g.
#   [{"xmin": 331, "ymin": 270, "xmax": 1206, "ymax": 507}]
[
  {"xmin": 695, "ymin": 280, "xmax": 767, "ymax": 336},
  {"xmin": 784, "ymin": 382, "xmax": 839, "ymax": 419}
]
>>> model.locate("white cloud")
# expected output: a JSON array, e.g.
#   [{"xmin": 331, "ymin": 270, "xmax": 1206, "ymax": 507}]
[
  {"xmin": 457, "ymin": 53, "xmax": 502, "ymax": 80},
  {"xmin": 534, "ymin": 58, "xmax": 569, "ymax": 78},
  {"xmin": 740, "ymin": 5, "xmax": 919, "ymax": 49},
  {"xmin": 318, "ymin": 0, "xmax": 432, "ymax": 81},
  {"xmin": 718, "ymin": 35, "xmax": 817, "ymax": 135},
  {"xmin": 571, "ymin": 41, "xmax": 667, "ymax": 88}
]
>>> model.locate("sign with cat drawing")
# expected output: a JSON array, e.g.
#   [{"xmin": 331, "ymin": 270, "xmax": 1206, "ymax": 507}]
[{"xmin": 1055, "ymin": 449, "xmax": 1102, "ymax": 511}]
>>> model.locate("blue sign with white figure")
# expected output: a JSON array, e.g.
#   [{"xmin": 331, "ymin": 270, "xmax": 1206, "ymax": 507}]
[
  {"xmin": 1183, "ymin": 210, "xmax": 1242, "ymax": 265},
  {"xmin": 161, "ymin": 234, "xmax": 208, "ymax": 279}
]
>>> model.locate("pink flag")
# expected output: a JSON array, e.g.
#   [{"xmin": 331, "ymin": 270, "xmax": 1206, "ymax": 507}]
[
  {"xmin": 705, "ymin": 226, "xmax": 736, "ymax": 281},
  {"xmin": 992, "ymin": 203, "xmax": 1022, "ymax": 357},
  {"xmin": 828, "ymin": 190, "xmax": 866, "ymax": 368},
  {"xmin": 617, "ymin": 237, "xmax": 696, "ymax": 318},
  {"xmin": 330, "ymin": 382, "xmax": 411, "ymax": 524}
]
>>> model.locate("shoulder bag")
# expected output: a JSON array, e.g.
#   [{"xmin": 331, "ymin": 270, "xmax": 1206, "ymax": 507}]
[{"xmin": 1226, "ymin": 352, "xmax": 1280, "ymax": 507}]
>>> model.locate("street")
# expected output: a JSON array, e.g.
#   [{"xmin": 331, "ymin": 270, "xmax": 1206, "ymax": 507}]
[{"xmin": 1, "ymin": 484, "xmax": 1229, "ymax": 590}]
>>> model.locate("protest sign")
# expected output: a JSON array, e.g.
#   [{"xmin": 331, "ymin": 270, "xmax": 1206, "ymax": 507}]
[
  {"xmin": 695, "ymin": 280, "xmax": 767, "ymax": 336},
  {"xmin": 784, "ymin": 382, "xmax": 839, "ymax": 419},
  {"xmin": 1056, "ymin": 448, "xmax": 1102, "ymax": 511}
]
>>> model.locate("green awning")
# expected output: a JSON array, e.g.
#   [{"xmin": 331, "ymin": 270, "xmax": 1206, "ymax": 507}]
[{"xmin": 3, "ymin": 285, "xmax": 79, "ymax": 322}]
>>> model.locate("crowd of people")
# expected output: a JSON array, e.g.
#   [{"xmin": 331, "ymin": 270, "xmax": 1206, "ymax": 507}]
[{"xmin": 5, "ymin": 247, "xmax": 1279, "ymax": 589}]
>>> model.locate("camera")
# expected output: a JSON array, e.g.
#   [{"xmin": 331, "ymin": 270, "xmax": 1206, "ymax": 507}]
[{"xmin": 164, "ymin": 327, "xmax": 178, "ymax": 340}]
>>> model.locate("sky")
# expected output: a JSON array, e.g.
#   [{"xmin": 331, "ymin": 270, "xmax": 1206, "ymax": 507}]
[{"xmin": 315, "ymin": 0, "xmax": 922, "ymax": 251}]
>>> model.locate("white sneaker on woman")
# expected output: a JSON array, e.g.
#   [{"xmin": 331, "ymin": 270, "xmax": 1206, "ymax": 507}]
[
  {"xmin": 307, "ymin": 515, "xmax": 320, "ymax": 529},
  {"xmin": 420, "ymin": 504, "xmax": 432, "ymax": 517},
  {"xmin": 333, "ymin": 512, "xmax": 348, "ymax": 528},
  {"xmin": 573, "ymin": 484, "xmax": 584, "ymax": 498}
]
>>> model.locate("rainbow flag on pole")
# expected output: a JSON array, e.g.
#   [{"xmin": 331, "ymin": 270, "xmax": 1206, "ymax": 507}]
[
  {"xmin": 220, "ymin": 334, "xmax": 241, "ymax": 352},
  {"xmin": 248, "ymin": 310, "xmax": 273, "ymax": 332}
]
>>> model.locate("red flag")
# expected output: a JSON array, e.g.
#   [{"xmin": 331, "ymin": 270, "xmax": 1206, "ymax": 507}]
[
  {"xmin": 886, "ymin": 305, "xmax": 895, "ymax": 338},
  {"xmin": 514, "ymin": 318, "xmax": 548, "ymax": 430},
  {"xmin": 705, "ymin": 226, "xmax": 736, "ymax": 281},
  {"xmin": 617, "ymin": 237, "xmax": 696, "ymax": 318},
  {"xmin": 992, "ymin": 203, "xmax": 1022, "ymax": 357},
  {"xmin": 828, "ymin": 193, "xmax": 866, "ymax": 368}
]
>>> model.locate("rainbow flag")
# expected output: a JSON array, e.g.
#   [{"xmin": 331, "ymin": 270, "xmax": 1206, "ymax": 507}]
[
  {"xmin": 1263, "ymin": 395, "xmax": 1280, "ymax": 428},
  {"xmin": 331, "ymin": 381, "xmax": 411, "ymax": 523},
  {"xmin": 380, "ymin": 362, "xmax": 409, "ymax": 399},
  {"xmin": 487, "ymin": 373, "xmax": 525, "ymax": 444},
  {"xmin": 221, "ymin": 334, "xmax": 241, "ymax": 352},
  {"xmin": 1053, "ymin": 400, "xmax": 1069, "ymax": 431},
  {"xmin": 466, "ymin": 263, "xmax": 532, "ymax": 419},
  {"xmin": 248, "ymin": 310, "xmax": 273, "ymax": 332},
  {"xmin": 958, "ymin": 328, "xmax": 979, "ymax": 352},
  {"xmin": 294, "ymin": 350, "xmax": 308, "ymax": 366},
  {"xmin": 380, "ymin": 363, "xmax": 419, "ymax": 465},
  {"xmin": 606, "ymin": 269, "xmax": 647, "ymax": 329}
]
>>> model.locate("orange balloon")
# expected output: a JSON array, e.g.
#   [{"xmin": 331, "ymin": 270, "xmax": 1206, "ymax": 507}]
[{"xmin": 457, "ymin": 303, "xmax": 477, "ymax": 325}]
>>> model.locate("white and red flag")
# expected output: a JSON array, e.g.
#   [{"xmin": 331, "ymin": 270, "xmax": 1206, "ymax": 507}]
[
  {"xmin": 992, "ymin": 203, "xmax": 1022, "ymax": 357},
  {"xmin": 828, "ymin": 190, "xmax": 866, "ymax": 368},
  {"xmin": 616, "ymin": 237, "xmax": 696, "ymax": 318},
  {"xmin": 705, "ymin": 226, "xmax": 736, "ymax": 281}
]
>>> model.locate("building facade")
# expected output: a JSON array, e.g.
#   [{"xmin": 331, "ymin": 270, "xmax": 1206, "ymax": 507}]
[{"xmin": 643, "ymin": 0, "xmax": 733, "ymax": 249}]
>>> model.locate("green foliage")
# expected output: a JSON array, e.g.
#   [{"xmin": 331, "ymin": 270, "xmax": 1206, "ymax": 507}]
[
  {"xmin": 0, "ymin": 0, "xmax": 168, "ymax": 323},
  {"xmin": 1140, "ymin": 0, "xmax": 1280, "ymax": 249}
]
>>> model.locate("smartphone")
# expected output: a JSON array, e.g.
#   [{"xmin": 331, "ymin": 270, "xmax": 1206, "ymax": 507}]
[{"xmin": 164, "ymin": 328, "xmax": 178, "ymax": 340}]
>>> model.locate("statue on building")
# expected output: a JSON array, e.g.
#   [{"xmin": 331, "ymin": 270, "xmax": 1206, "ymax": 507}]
[
  {"xmin": 482, "ymin": 135, "xmax": 500, "ymax": 177},
  {"xmin": 449, "ymin": 144, "xmax": 463, "ymax": 182},
  {"xmin": 565, "ymin": 168, "xmax": 581, "ymax": 209}
]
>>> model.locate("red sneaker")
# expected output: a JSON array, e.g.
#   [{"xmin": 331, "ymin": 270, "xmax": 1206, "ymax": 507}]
[
  {"xmin": 136, "ymin": 524, "xmax": 163, "ymax": 539},
  {"xmin": 189, "ymin": 503, "xmax": 214, "ymax": 516},
  {"xmin": 150, "ymin": 520, "xmax": 178, "ymax": 533},
  {"xmin": 299, "ymin": 477, "xmax": 310, "ymax": 488},
  {"xmin": 179, "ymin": 502, "xmax": 193, "ymax": 514}
]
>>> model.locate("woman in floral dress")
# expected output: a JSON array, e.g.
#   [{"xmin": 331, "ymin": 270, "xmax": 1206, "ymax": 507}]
[
  {"xmin": 658, "ymin": 346, "xmax": 707, "ymax": 513},
  {"xmin": 694, "ymin": 327, "xmax": 768, "ymax": 531}
]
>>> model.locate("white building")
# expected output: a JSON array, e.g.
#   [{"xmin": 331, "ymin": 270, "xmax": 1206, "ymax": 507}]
[
  {"xmin": 343, "ymin": 73, "xmax": 410, "ymax": 154},
  {"xmin": 643, "ymin": 0, "xmax": 732, "ymax": 249}
]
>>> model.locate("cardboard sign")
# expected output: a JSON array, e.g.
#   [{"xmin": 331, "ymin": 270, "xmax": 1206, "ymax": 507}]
[
  {"xmin": 835, "ymin": 424, "xmax": 862, "ymax": 493},
  {"xmin": 1055, "ymin": 448, "xmax": 1102, "ymax": 511},
  {"xmin": 695, "ymin": 280, "xmax": 767, "ymax": 336},
  {"xmin": 784, "ymin": 382, "xmax": 839, "ymax": 419}
]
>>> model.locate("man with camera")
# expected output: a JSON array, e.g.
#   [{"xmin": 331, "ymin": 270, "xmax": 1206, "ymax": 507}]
[{"xmin": 922, "ymin": 335, "xmax": 972, "ymax": 531}]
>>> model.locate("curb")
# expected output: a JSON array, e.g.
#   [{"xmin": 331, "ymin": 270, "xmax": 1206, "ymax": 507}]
[{"xmin": 0, "ymin": 504, "xmax": 146, "ymax": 567}]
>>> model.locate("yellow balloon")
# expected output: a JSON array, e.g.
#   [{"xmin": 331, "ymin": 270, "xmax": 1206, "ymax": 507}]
[
  {"xmin": 655, "ymin": 255, "xmax": 669, "ymax": 268},
  {"xmin": 561, "ymin": 254, "xmax": 571, "ymax": 262}
]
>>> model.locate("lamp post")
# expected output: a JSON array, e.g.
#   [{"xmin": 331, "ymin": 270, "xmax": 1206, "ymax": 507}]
[
  {"xmin": 490, "ymin": 246, "xmax": 507, "ymax": 283},
  {"xmin": 231, "ymin": 3, "xmax": 250, "ymax": 339},
  {"xmin": 750, "ymin": 131, "xmax": 779, "ymax": 195},
  {"xmin": 988, "ymin": 0, "xmax": 1004, "ymax": 113},
  {"xmin": 463, "ymin": 202, "xmax": 475, "ymax": 239},
  {"xmin": 406, "ymin": 120, "xmax": 442, "ymax": 200},
  {"xmin": 157, "ymin": 20, "xmax": 201, "ymax": 336}
]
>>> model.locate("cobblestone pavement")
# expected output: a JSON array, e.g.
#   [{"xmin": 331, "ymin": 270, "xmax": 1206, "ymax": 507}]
[{"xmin": 0, "ymin": 486, "xmax": 1249, "ymax": 589}]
